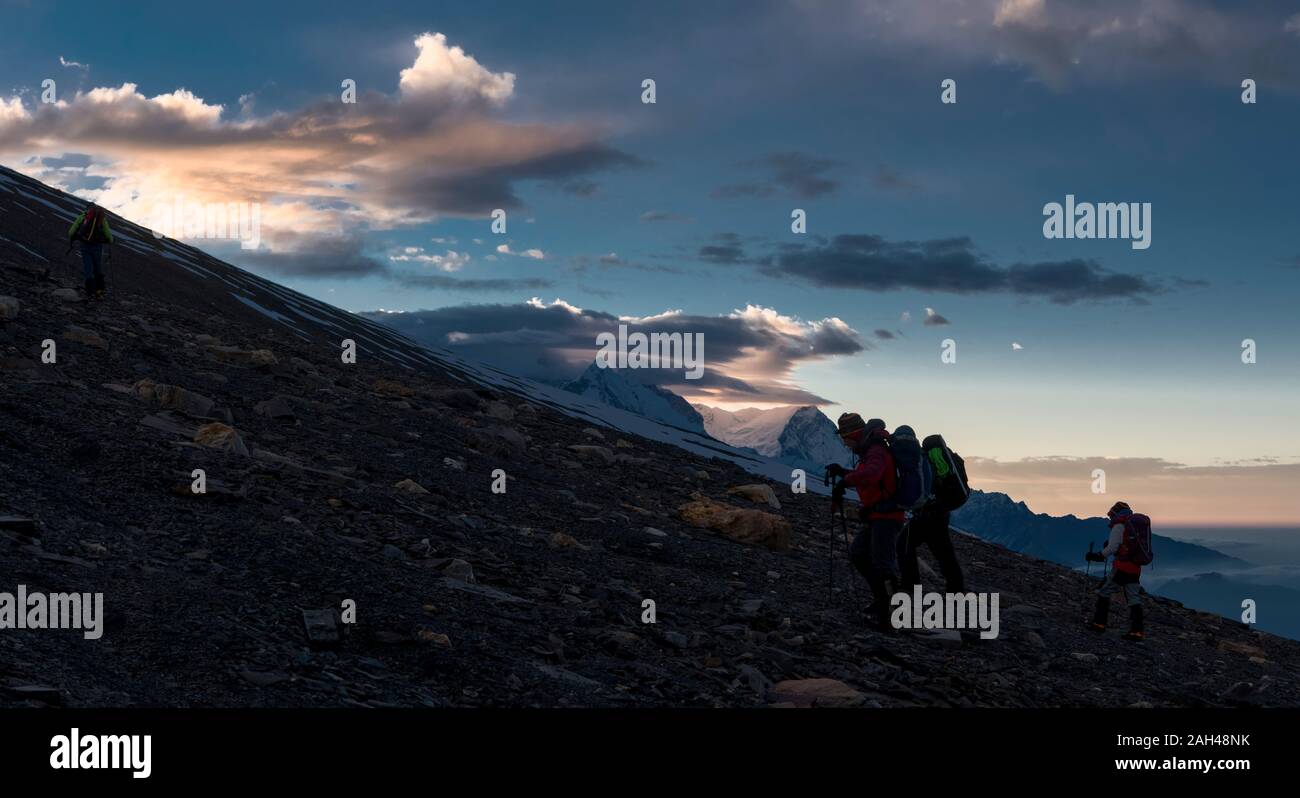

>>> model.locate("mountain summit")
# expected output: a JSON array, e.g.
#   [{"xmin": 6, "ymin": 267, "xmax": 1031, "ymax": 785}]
[
  {"xmin": 695, "ymin": 404, "xmax": 849, "ymax": 473},
  {"xmin": 563, "ymin": 362, "xmax": 707, "ymax": 434}
]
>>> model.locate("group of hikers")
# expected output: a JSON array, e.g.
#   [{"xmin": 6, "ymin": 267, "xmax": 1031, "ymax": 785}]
[{"xmin": 824, "ymin": 412, "xmax": 1151, "ymax": 641}]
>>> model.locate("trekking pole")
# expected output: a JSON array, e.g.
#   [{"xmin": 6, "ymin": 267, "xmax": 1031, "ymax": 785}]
[
  {"xmin": 1086, "ymin": 541, "xmax": 1094, "ymax": 580},
  {"xmin": 839, "ymin": 505, "xmax": 863, "ymax": 614}
]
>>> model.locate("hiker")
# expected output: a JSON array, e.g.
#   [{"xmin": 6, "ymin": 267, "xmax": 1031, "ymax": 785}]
[
  {"xmin": 67, "ymin": 203, "xmax": 114, "ymax": 298},
  {"xmin": 1085, "ymin": 501, "xmax": 1152, "ymax": 641},
  {"xmin": 825, "ymin": 414, "xmax": 904, "ymax": 630},
  {"xmin": 897, "ymin": 434, "xmax": 968, "ymax": 594}
]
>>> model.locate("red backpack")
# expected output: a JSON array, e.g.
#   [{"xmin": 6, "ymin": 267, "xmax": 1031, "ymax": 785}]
[
  {"xmin": 1118, "ymin": 513, "xmax": 1154, "ymax": 566},
  {"xmin": 79, "ymin": 207, "xmax": 103, "ymax": 242}
]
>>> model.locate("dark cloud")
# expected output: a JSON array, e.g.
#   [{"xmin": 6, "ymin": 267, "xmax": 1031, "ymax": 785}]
[
  {"xmin": 394, "ymin": 274, "xmax": 555, "ymax": 292},
  {"xmin": 639, "ymin": 210, "xmax": 692, "ymax": 223},
  {"xmin": 546, "ymin": 178, "xmax": 601, "ymax": 197},
  {"xmin": 767, "ymin": 234, "xmax": 1159, "ymax": 304},
  {"xmin": 923, "ymin": 308, "xmax": 951, "ymax": 326},
  {"xmin": 237, "ymin": 235, "xmax": 387, "ymax": 279},
  {"xmin": 713, "ymin": 151, "xmax": 842, "ymax": 200},
  {"xmin": 367, "ymin": 299, "xmax": 865, "ymax": 404},
  {"xmin": 874, "ymin": 329, "xmax": 896, "ymax": 339},
  {"xmin": 871, "ymin": 164, "xmax": 919, "ymax": 192}
]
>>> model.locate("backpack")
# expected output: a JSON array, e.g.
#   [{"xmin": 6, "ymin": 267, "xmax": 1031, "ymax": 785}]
[
  {"xmin": 79, "ymin": 207, "xmax": 103, "ymax": 242},
  {"xmin": 886, "ymin": 425, "xmax": 932, "ymax": 511},
  {"xmin": 922, "ymin": 433, "xmax": 970, "ymax": 511},
  {"xmin": 1118, "ymin": 513, "xmax": 1154, "ymax": 566}
]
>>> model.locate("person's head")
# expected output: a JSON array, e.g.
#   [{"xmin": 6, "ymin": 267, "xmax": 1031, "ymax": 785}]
[
  {"xmin": 1107, "ymin": 501, "xmax": 1132, "ymax": 524},
  {"xmin": 836, "ymin": 412, "xmax": 886, "ymax": 450}
]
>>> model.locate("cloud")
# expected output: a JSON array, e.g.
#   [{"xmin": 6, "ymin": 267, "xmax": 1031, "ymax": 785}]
[
  {"xmin": 696, "ymin": 232, "xmax": 749, "ymax": 265},
  {"xmin": 0, "ymin": 32, "xmax": 638, "ymax": 277},
  {"xmin": 712, "ymin": 151, "xmax": 842, "ymax": 200},
  {"xmin": 368, "ymin": 298, "xmax": 868, "ymax": 404},
  {"xmin": 640, "ymin": 210, "xmax": 692, "ymax": 223},
  {"xmin": 1011, "ymin": 341, "xmax": 1023, "ymax": 350},
  {"xmin": 389, "ymin": 246, "xmax": 471, "ymax": 272},
  {"xmin": 59, "ymin": 56, "xmax": 89, "ymax": 70},
  {"xmin": 496, "ymin": 243, "xmax": 546, "ymax": 260},
  {"xmin": 923, "ymin": 307, "xmax": 951, "ymax": 326},
  {"xmin": 397, "ymin": 32, "xmax": 514, "ymax": 108},
  {"xmin": 235, "ymin": 234, "xmax": 387, "ymax": 279},
  {"xmin": 873, "ymin": 329, "xmax": 896, "ymax": 340},
  {"xmin": 767, "ymin": 234, "xmax": 1159, "ymax": 303},
  {"xmin": 837, "ymin": 0, "xmax": 1300, "ymax": 88},
  {"xmin": 871, "ymin": 164, "xmax": 919, "ymax": 192},
  {"xmin": 391, "ymin": 274, "xmax": 554, "ymax": 292}
]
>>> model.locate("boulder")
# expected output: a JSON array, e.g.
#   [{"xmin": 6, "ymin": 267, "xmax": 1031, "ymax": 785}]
[
  {"xmin": 63, "ymin": 326, "xmax": 107, "ymax": 349},
  {"xmin": 254, "ymin": 395, "xmax": 296, "ymax": 420},
  {"xmin": 1216, "ymin": 640, "xmax": 1267, "ymax": 658},
  {"xmin": 769, "ymin": 678, "xmax": 865, "ymax": 708},
  {"xmin": 677, "ymin": 494, "xmax": 791, "ymax": 551},
  {"xmin": 393, "ymin": 479, "xmax": 429, "ymax": 495},
  {"xmin": 207, "ymin": 345, "xmax": 277, "ymax": 367},
  {"xmin": 549, "ymin": 532, "xmax": 589, "ymax": 550},
  {"xmin": 373, "ymin": 378, "xmax": 415, "ymax": 397},
  {"xmin": 484, "ymin": 401, "xmax": 515, "ymax": 421},
  {"xmin": 193, "ymin": 422, "xmax": 249, "ymax": 456},
  {"xmin": 726, "ymin": 483, "xmax": 782, "ymax": 509},
  {"xmin": 135, "ymin": 379, "xmax": 215, "ymax": 417},
  {"xmin": 443, "ymin": 559, "xmax": 476, "ymax": 583},
  {"xmin": 0, "ymin": 296, "xmax": 19, "ymax": 321},
  {"xmin": 50, "ymin": 288, "xmax": 81, "ymax": 302}
]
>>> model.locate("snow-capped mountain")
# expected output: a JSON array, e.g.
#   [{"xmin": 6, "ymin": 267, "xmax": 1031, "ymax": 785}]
[
  {"xmin": 562, "ymin": 362, "xmax": 707, "ymax": 434},
  {"xmin": 694, "ymin": 404, "xmax": 849, "ymax": 473}
]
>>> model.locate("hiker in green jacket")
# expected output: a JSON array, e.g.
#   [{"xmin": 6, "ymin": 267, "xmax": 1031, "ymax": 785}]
[{"xmin": 67, "ymin": 204, "xmax": 114, "ymax": 298}]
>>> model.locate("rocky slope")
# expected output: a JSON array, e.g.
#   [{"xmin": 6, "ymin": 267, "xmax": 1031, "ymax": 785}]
[{"xmin": 2, "ymin": 165, "xmax": 1299, "ymax": 708}]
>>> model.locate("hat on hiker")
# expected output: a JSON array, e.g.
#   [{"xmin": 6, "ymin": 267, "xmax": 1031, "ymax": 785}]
[
  {"xmin": 837, "ymin": 413, "xmax": 885, "ymax": 438},
  {"xmin": 1107, "ymin": 501, "xmax": 1132, "ymax": 522}
]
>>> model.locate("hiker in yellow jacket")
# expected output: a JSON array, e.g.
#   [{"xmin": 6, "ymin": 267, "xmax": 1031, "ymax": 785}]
[{"xmin": 67, "ymin": 204, "xmax": 114, "ymax": 298}]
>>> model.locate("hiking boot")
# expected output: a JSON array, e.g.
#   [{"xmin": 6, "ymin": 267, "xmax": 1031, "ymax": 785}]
[
  {"xmin": 94, "ymin": 274, "xmax": 106, "ymax": 297},
  {"xmin": 84, "ymin": 278, "xmax": 96, "ymax": 296},
  {"xmin": 1086, "ymin": 596, "xmax": 1110, "ymax": 632}
]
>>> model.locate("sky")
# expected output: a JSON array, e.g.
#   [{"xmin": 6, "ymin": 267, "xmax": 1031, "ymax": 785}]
[{"xmin": 2, "ymin": 0, "xmax": 1300, "ymax": 524}]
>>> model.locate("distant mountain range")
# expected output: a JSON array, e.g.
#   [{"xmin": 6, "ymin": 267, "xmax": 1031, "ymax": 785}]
[
  {"xmin": 951, "ymin": 489, "xmax": 1240, "ymax": 573},
  {"xmin": 694, "ymin": 404, "xmax": 849, "ymax": 474}
]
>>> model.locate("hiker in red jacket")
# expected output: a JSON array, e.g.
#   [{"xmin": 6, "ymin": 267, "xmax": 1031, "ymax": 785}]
[
  {"xmin": 1085, "ymin": 501, "xmax": 1150, "ymax": 641},
  {"xmin": 825, "ymin": 413, "xmax": 905, "ymax": 630}
]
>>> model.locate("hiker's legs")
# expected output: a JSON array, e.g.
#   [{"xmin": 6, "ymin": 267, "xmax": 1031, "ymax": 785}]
[
  {"xmin": 896, "ymin": 520, "xmax": 921, "ymax": 592},
  {"xmin": 924, "ymin": 511, "xmax": 965, "ymax": 593},
  {"xmin": 80, "ymin": 243, "xmax": 104, "ymax": 293},
  {"xmin": 1116, "ymin": 571, "xmax": 1143, "ymax": 638},
  {"xmin": 1090, "ymin": 573, "xmax": 1121, "ymax": 629},
  {"xmin": 849, "ymin": 524, "xmax": 873, "ymax": 582}
]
